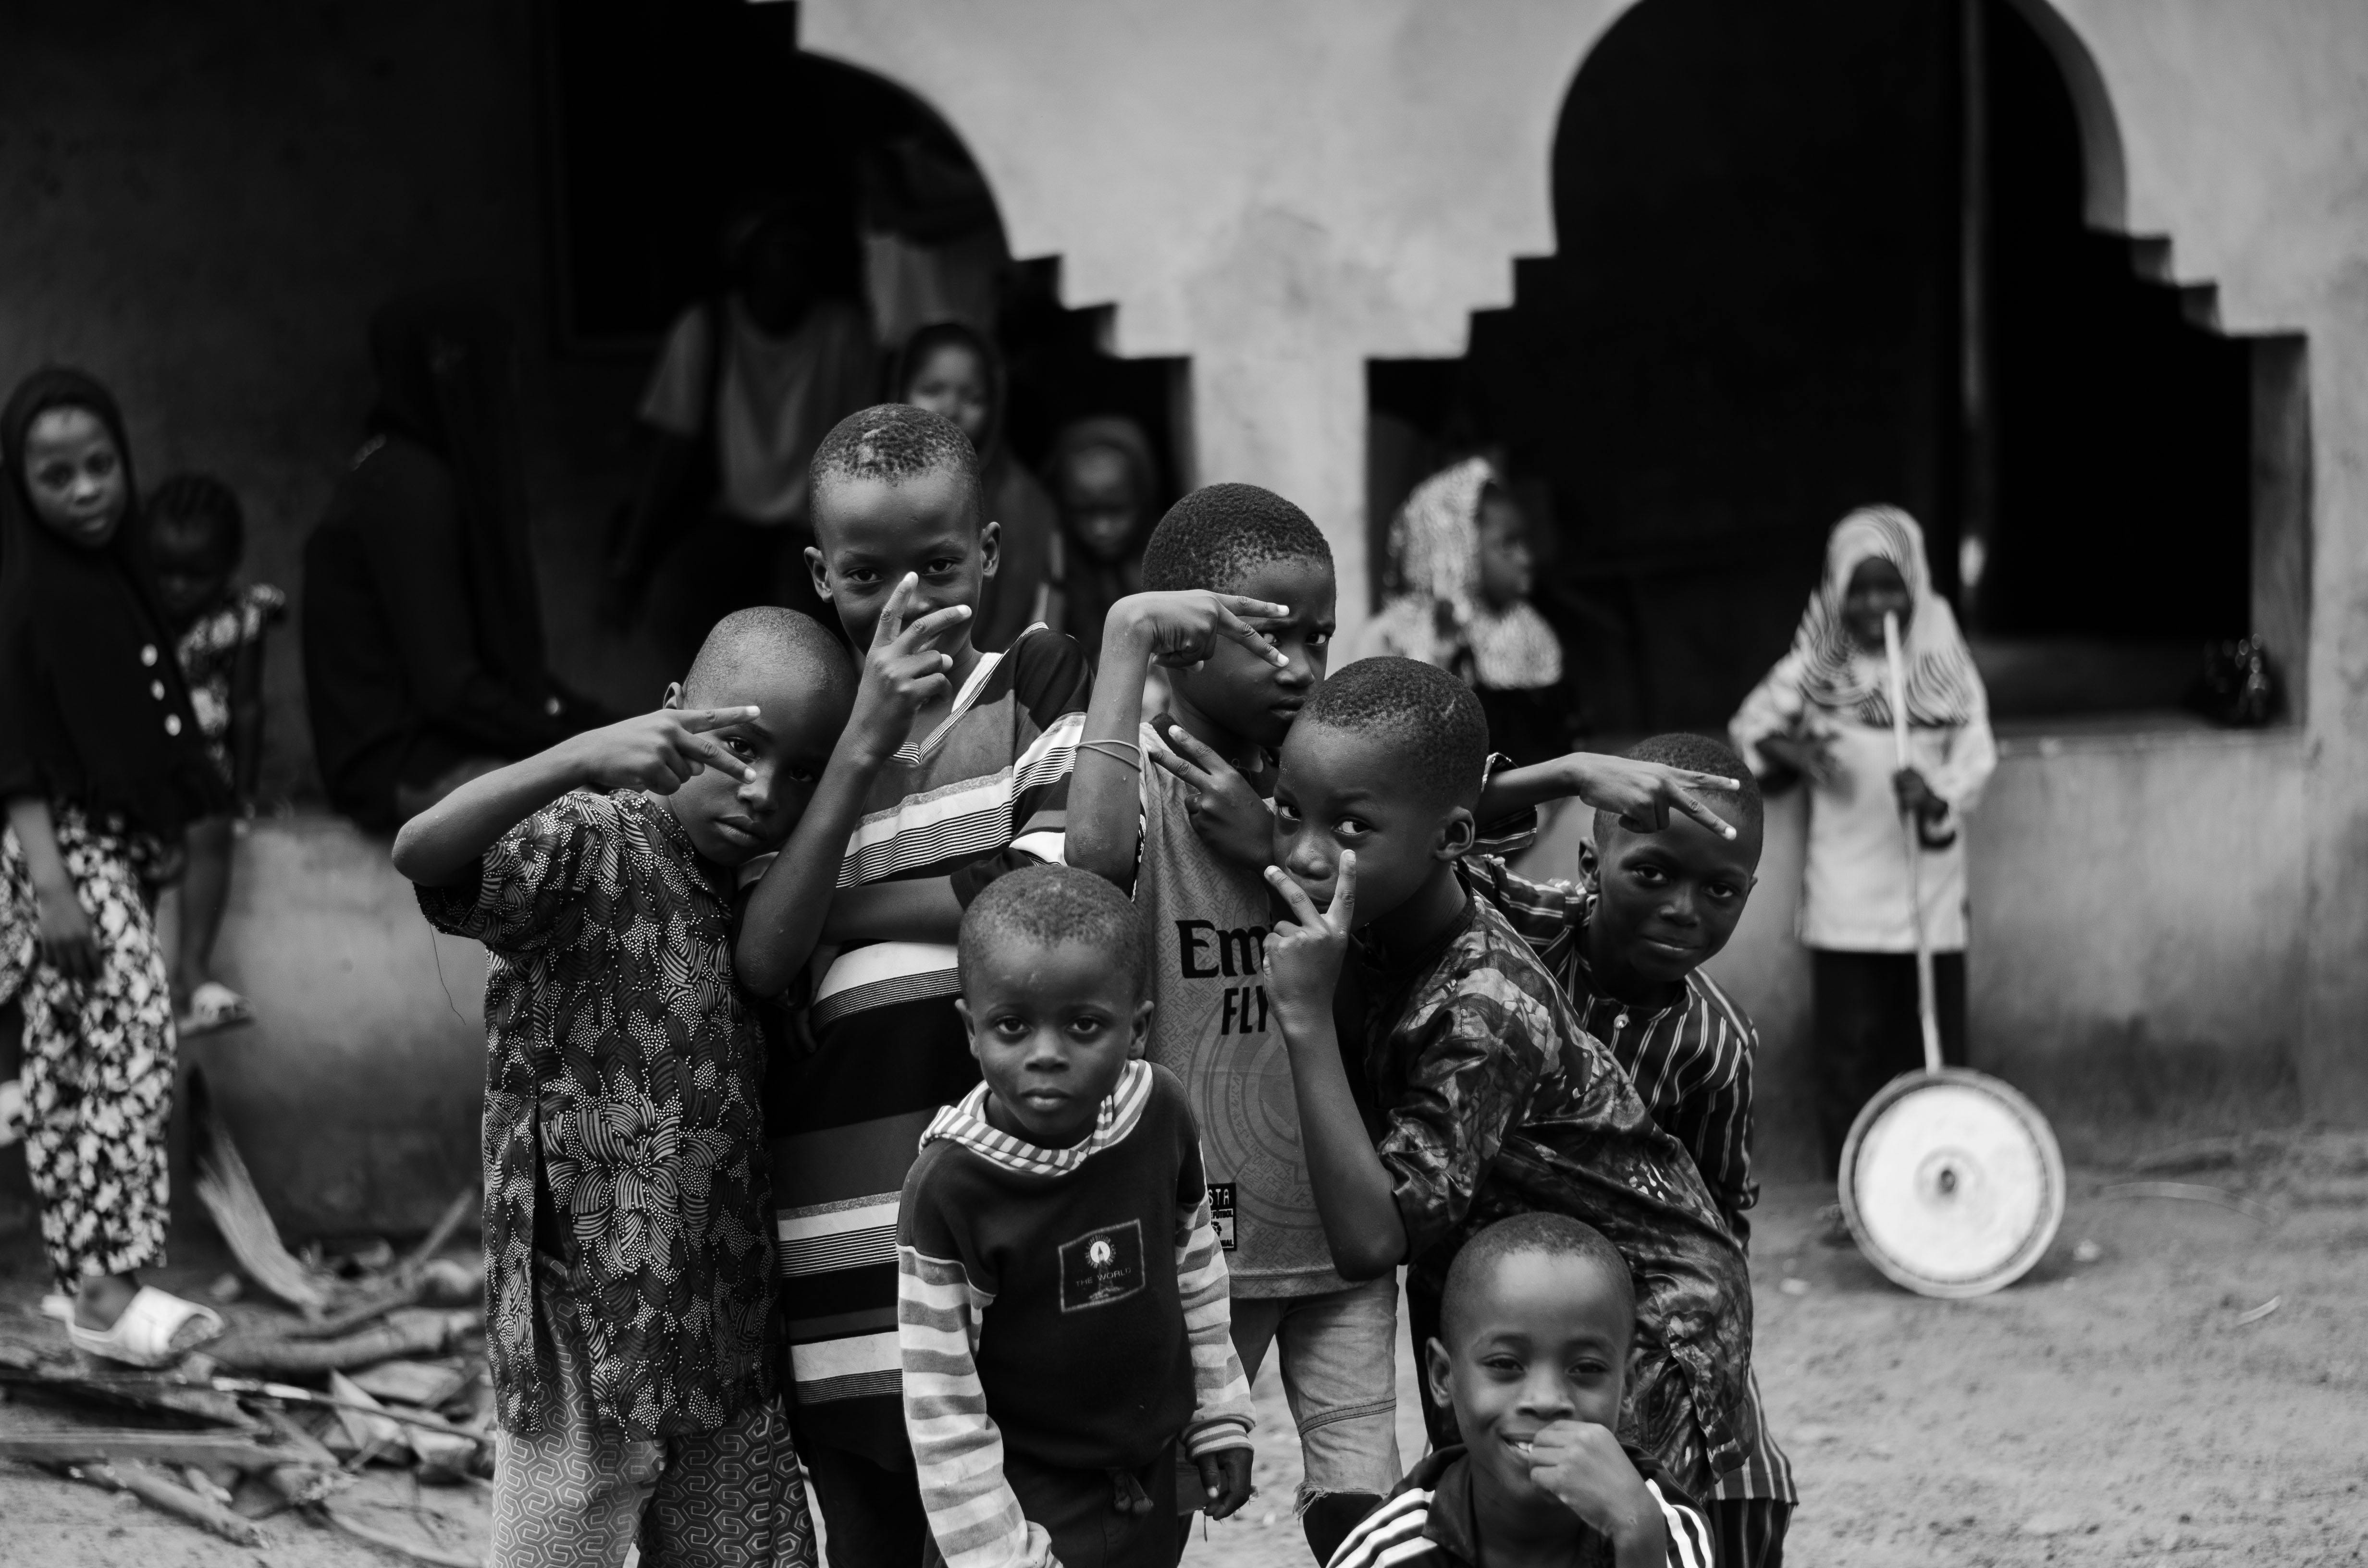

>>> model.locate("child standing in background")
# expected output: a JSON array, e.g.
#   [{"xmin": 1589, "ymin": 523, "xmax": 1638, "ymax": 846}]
[
  {"xmin": 0, "ymin": 368, "xmax": 231, "ymax": 1365},
  {"xmin": 1728, "ymin": 507, "xmax": 1995, "ymax": 1178},
  {"xmin": 145, "ymin": 474, "xmax": 285, "ymax": 1036},
  {"xmin": 898, "ymin": 865, "xmax": 1254, "ymax": 1568}
]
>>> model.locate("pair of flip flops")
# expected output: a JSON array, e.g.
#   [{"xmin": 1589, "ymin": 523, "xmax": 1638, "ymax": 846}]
[
  {"xmin": 176, "ymin": 981, "xmax": 255, "ymax": 1038},
  {"xmin": 40, "ymin": 1286, "xmax": 225, "ymax": 1368}
]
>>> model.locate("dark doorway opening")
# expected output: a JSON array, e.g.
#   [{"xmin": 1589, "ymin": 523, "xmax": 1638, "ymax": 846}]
[
  {"xmin": 1371, "ymin": 0, "xmax": 2280, "ymax": 734},
  {"xmin": 536, "ymin": 0, "xmax": 1184, "ymax": 490}
]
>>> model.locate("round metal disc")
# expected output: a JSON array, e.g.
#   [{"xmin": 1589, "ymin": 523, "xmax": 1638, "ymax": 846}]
[{"xmin": 1838, "ymin": 1067, "xmax": 2065, "ymax": 1298}]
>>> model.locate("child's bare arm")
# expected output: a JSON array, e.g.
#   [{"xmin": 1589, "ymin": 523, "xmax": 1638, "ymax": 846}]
[
  {"xmin": 1525, "ymin": 1421, "xmax": 1672, "ymax": 1568},
  {"xmin": 1069, "ymin": 592, "xmax": 1287, "ymax": 893},
  {"xmin": 228, "ymin": 639, "xmax": 268, "ymax": 808},
  {"xmin": 1479, "ymin": 752, "xmax": 1741, "ymax": 840},
  {"xmin": 391, "ymin": 709, "xmax": 757, "ymax": 888},
  {"xmin": 738, "ymin": 578, "xmax": 968, "ymax": 997},
  {"xmin": 1261, "ymin": 853, "xmax": 1410, "ymax": 1280},
  {"xmin": 4, "ymin": 796, "xmax": 97, "ymax": 980}
]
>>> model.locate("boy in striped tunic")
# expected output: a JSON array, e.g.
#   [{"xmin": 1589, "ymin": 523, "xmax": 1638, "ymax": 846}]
[
  {"xmin": 737, "ymin": 406, "xmax": 1090, "ymax": 1564},
  {"xmin": 897, "ymin": 865, "xmax": 1254, "ymax": 1567},
  {"xmin": 1464, "ymin": 733, "xmax": 1797, "ymax": 1566},
  {"xmin": 1326, "ymin": 1214, "xmax": 1711, "ymax": 1568}
]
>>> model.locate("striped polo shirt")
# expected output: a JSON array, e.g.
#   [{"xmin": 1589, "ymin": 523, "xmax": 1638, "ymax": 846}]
[
  {"xmin": 752, "ymin": 624, "xmax": 1088, "ymax": 1466},
  {"xmin": 1460, "ymin": 855, "xmax": 1797, "ymax": 1505}
]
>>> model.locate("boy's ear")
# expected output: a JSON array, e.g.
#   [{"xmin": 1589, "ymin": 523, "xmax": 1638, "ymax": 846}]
[
  {"xmin": 805, "ymin": 545, "xmax": 832, "ymax": 605},
  {"xmin": 953, "ymin": 997, "xmax": 982, "ymax": 1060},
  {"xmin": 1422, "ymin": 1337, "xmax": 1456, "ymax": 1419},
  {"xmin": 1577, "ymin": 836, "xmax": 1599, "ymax": 883},
  {"xmin": 1433, "ymin": 806, "xmax": 1477, "ymax": 863},
  {"xmin": 1128, "ymin": 995, "xmax": 1156, "ymax": 1060},
  {"xmin": 978, "ymin": 518, "xmax": 1000, "ymax": 581},
  {"xmin": 662, "ymin": 681, "xmax": 689, "ymax": 712}
]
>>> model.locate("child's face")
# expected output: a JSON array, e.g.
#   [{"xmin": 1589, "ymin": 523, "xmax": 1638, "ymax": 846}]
[
  {"xmin": 958, "ymin": 937, "xmax": 1152, "ymax": 1149},
  {"xmin": 1425, "ymin": 1250, "xmax": 1632, "ymax": 1524},
  {"xmin": 1476, "ymin": 493, "xmax": 1535, "ymax": 610},
  {"xmin": 21, "ymin": 406, "xmax": 128, "ymax": 549},
  {"xmin": 1582, "ymin": 804, "xmax": 1760, "ymax": 987},
  {"xmin": 1841, "ymin": 556, "xmax": 1912, "ymax": 651},
  {"xmin": 904, "ymin": 345, "xmax": 992, "ymax": 449},
  {"xmin": 1273, "ymin": 722, "xmax": 1472, "ymax": 927},
  {"xmin": 658, "ymin": 663, "xmax": 844, "ymax": 866},
  {"xmin": 809, "ymin": 470, "xmax": 998, "ymax": 654},
  {"xmin": 1168, "ymin": 556, "xmax": 1335, "ymax": 753},
  {"xmin": 148, "ymin": 513, "xmax": 236, "ymax": 628},
  {"xmin": 1056, "ymin": 445, "xmax": 1143, "ymax": 565}
]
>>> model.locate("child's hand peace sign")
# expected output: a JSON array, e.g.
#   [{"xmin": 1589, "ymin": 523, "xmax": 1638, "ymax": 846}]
[
  {"xmin": 1149, "ymin": 717, "xmax": 1271, "ymax": 871},
  {"xmin": 847, "ymin": 573, "xmax": 970, "ymax": 763},
  {"xmin": 1262, "ymin": 849, "xmax": 1356, "ymax": 1033},
  {"xmin": 1108, "ymin": 590, "xmax": 1291, "ymax": 670},
  {"xmin": 568, "ymin": 706, "xmax": 761, "ymax": 796}
]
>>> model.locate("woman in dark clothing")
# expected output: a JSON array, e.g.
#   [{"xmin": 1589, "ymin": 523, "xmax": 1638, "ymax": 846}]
[
  {"xmin": 302, "ymin": 288, "xmax": 607, "ymax": 832},
  {"xmin": 892, "ymin": 321, "xmax": 1061, "ymax": 651},
  {"xmin": 1045, "ymin": 415, "xmax": 1159, "ymax": 666}
]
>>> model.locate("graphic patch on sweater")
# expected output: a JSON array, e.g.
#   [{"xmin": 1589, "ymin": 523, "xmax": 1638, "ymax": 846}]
[{"xmin": 1059, "ymin": 1219, "xmax": 1146, "ymax": 1311}]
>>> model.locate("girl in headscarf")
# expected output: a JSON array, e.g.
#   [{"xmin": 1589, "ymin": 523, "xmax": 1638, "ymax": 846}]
[
  {"xmin": 1728, "ymin": 506, "xmax": 1996, "ymax": 1176},
  {"xmin": 302, "ymin": 287, "xmax": 607, "ymax": 831},
  {"xmin": 892, "ymin": 321, "xmax": 1061, "ymax": 650},
  {"xmin": 1354, "ymin": 455, "xmax": 1573, "ymax": 763},
  {"xmin": 1046, "ymin": 415, "xmax": 1159, "ymax": 664},
  {"xmin": 0, "ymin": 368, "xmax": 230, "ymax": 1363}
]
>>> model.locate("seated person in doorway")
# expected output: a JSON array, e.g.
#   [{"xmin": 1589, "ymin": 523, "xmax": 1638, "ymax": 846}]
[
  {"xmin": 897, "ymin": 864, "xmax": 1255, "ymax": 1568},
  {"xmin": 1047, "ymin": 416, "xmax": 1159, "ymax": 665},
  {"xmin": 1728, "ymin": 507, "xmax": 1995, "ymax": 1186},
  {"xmin": 1326, "ymin": 1214, "xmax": 1713, "ymax": 1568},
  {"xmin": 894, "ymin": 321, "xmax": 1061, "ymax": 651},
  {"xmin": 607, "ymin": 197, "xmax": 878, "ymax": 657},
  {"xmin": 303, "ymin": 287, "xmax": 610, "ymax": 832},
  {"xmin": 143, "ymin": 474, "xmax": 284, "ymax": 1037},
  {"xmin": 1353, "ymin": 456, "xmax": 1576, "ymax": 767},
  {"xmin": 1463, "ymin": 735, "xmax": 1798, "ymax": 1568},
  {"xmin": 1255, "ymin": 658, "xmax": 1757, "ymax": 1501}
]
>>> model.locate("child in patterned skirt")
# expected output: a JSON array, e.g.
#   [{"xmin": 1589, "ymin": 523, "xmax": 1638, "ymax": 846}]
[{"xmin": 143, "ymin": 473, "xmax": 285, "ymax": 1036}]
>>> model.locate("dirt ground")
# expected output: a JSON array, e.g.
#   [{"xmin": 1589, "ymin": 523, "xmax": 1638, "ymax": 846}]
[{"xmin": 4, "ymin": 1132, "xmax": 2365, "ymax": 1568}]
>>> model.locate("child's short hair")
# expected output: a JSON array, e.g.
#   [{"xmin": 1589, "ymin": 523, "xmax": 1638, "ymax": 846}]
[
  {"xmin": 147, "ymin": 472, "xmax": 244, "ymax": 565},
  {"xmin": 1440, "ymin": 1213, "xmax": 1636, "ymax": 1343},
  {"xmin": 1140, "ymin": 482, "xmax": 1332, "ymax": 595},
  {"xmin": 1297, "ymin": 657, "xmax": 1488, "ymax": 811},
  {"xmin": 960, "ymin": 863, "xmax": 1147, "ymax": 994},
  {"xmin": 810, "ymin": 404, "xmax": 982, "ymax": 529},
  {"xmin": 1618, "ymin": 733, "xmax": 1763, "ymax": 835},
  {"xmin": 685, "ymin": 606, "xmax": 855, "ymax": 709}
]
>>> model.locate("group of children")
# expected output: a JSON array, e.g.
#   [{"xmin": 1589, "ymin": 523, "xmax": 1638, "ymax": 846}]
[
  {"xmin": 0, "ymin": 368, "xmax": 282, "ymax": 1366},
  {"xmin": 379, "ymin": 396, "xmax": 1812, "ymax": 1568}
]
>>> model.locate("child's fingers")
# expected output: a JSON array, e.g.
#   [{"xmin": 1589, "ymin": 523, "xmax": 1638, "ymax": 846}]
[
  {"xmin": 674, "ymin": 730, "xmax": 755, "ymax": 783},
  {"xmin": 893, "ymin": 603, "xmax": 972, "ymax": 650},
  {"xmin": 874, "ymin": 573, "xmax": 920, "ymax": 647},
  {"xmin": 1212, "ymin": 593, "xmax": 1293, "ymax": 623},
  {"xmin": 1262, "ymin": 865, "xmax": 1325, "ymax": 927},
  {"xmin": 1329, "ymin": 849, "xmax": 1357, "ymax": 931},
  {"xmin": 1666, "ymin": 766, "xmax": 1741, "ymax": 793},
  {"xmin": 1667, "ymin": 786, "xmax": 1738, "ymax": 840},
  {"xmin": 1147, "ymin": 747, "xmax": 1205, "ymax": 787},
  {"xmin": 1160, "ymin": 724, "xmax": 1233, "ymax": 783},
  {"xmin": 673, "ymin": 705, "xmax": 763, "ymax": 734},
  {"xmin": 1212, "ymin": 607, "xmax": 1288, "ymax": 667}
]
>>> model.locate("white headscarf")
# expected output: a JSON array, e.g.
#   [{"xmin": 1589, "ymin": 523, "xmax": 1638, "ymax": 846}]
[
  {"xmin": 1366, "ymin": 456, "xmax": 1563, "ymax": 691},
  {"xmin": 1756, "ymin": 506, "xmax": 1985, "ymax": 732}
]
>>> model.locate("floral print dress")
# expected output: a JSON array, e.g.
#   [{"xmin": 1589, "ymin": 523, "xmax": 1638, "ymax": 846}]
[{"xmin": 173, "ymin": 582, "xmax": 285, "ymax": 784}]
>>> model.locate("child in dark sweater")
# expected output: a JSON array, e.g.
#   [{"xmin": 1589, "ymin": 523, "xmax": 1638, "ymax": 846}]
[{"xmin": 897, "ymin": 864, "xmax": 1254, "ymax": 1568}]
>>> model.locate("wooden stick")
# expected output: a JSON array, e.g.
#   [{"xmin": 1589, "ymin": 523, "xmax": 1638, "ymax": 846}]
[
  {"xmin": 210, "ymin": 1376, "xmax": 490, "ymax": 1444},
  {"xmin": 0, "ymin": 1429, "xmax": 289, "ymax": 1470},
  {"xmin": 76, "ymin": 1461, "xmax": 268, "ymax": 1547},
  {"xmin": 209, "ymin": 1308, "xmax": 473, "ymax": 1374},
  {"xmin": 397, "ymin": 1187, "xmax": 478, "ymax": 1278}
]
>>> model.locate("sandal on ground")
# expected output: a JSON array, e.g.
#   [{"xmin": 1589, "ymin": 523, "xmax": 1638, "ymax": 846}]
[
  {"xmin": 62, "ymin": 1285, "xmax": 223, "ymax": 1367},
  {"xmin": 177, "ymin": 981, "xmax": 256, "ymax": 1038},
  {"xmin": 0, "ymin": 1078, "xmax": 23, "ymax": 1147}
]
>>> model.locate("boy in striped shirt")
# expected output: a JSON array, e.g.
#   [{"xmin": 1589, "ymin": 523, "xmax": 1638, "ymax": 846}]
[
  {"xmin": 736, "ymin": 406, "xmax": 1090, "ymax": 1563},
  {"xmin": 897, "ymin": 865, "xmax": 1254, "ymax": 1568},
  {"xmin": 1463, "ymin": 733, "xmax": 1796, "ymax": 1566},
  {"xmin": 1326, "ymin": 1213, "xmax": 1711, "ymax": 1568}
]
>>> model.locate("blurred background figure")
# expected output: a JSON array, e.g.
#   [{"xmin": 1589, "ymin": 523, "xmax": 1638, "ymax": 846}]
[
  {"xmin": 605, "ymin": 197, "xmax": 877, "ymax": 659},
  {"xmin": 144, "ymin": 473, "xmax": 284, "ymax": 1036},
  {"xmin": 892, "ymin": 321, "xmax": 1060, "ymax": 650},
  {"xmin": 1729, "ymin": 506, "xmax": 1995, "ymax": 1178},
  {"xmin": 1045, "ymin": 415, "xmax": 1158, "ymax": 664},
  {"xmin": 1355, "ymin": 455, "xmax": 1575, "ymax": 765},
  {"xmin": 303, "ymin": 288, "xmax": 609, "ymax": 833}
]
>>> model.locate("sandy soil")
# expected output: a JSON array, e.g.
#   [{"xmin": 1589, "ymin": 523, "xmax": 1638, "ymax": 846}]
[{"xmin": 5, "ymin": 1133, "xmax": 2364, "ymax": 1568}]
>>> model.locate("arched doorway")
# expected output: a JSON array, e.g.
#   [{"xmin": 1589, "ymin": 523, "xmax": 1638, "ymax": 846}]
[{"xmin": 1369, "ymin": 0, "xmax": 2295, "ymax": 735}]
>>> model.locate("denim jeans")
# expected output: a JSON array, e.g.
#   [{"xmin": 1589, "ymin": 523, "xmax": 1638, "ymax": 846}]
[{"xmin": 1227, "ymin": 1275, "xmax": 1403, "ymax": 1508}]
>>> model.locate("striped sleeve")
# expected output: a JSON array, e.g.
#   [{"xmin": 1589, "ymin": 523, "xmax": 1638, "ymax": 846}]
[
  {"xmin": 1646, "ymin": 1477, "xmax": 1714, "ymax": 1568},
  {"xmin": 896, "ymin": 1241, "xmax": 1054, "ymax": 1568},
  {"xmin": 1173, "ymin": 1193, "xmax": 1253, "ymax": 1457}
]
